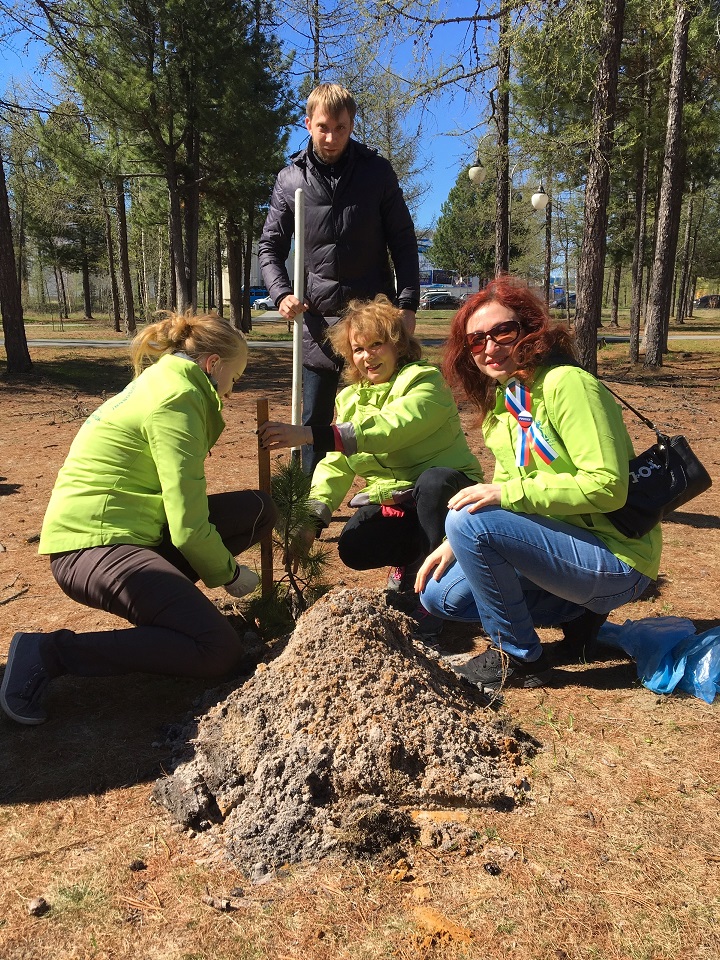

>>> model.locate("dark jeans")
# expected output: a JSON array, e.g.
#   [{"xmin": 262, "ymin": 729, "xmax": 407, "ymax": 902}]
[
  {"xmin": 337, "ymin": 467, "xmax": 475, "ymax": 570},
  {"xmin": 301, "ymin": 365, "xmax": 341, "ymax": 476},
  {"xmin": 41, "ymin": 490, "xmax": 277, "ymax": 681}
]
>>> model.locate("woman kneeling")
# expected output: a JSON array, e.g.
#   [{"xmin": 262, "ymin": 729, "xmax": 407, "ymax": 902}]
[{"xmin": 417, "ymin": 277, "xmax": 662, "ymax": 691}]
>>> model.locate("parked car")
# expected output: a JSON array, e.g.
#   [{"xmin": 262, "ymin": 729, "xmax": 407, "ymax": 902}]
[
  {"xmin": 419, "ymin": 292, "xmax": 461, "ymax": 310},
  {"xmin": 693, "ymin": 294, "xmax": 720, "ymax": 308},
  {"xmin": 252, "ymin": 295, "xmax": 276, "ymax": 310},
  {"xmin": 550, "ymin": 293, "xmax": 576, "ymax": 310}
]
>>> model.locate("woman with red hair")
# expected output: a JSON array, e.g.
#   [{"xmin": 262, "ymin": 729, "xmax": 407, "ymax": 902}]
[{"xmin": 416, "ymin": 277, "xmax": 662, "ymax": 691}]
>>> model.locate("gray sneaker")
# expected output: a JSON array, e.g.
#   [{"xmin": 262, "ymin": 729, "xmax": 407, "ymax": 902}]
[
  {"xmin": 386, "ymin": 558, "xmax": 422, "ymax": 594},
  {"xmin": 451, "ymin": 645, "xmax": 552, "ymax": 691},
  {"xmin": 1, "ymin": 632, "xmax": 51, "ymax": 725}
]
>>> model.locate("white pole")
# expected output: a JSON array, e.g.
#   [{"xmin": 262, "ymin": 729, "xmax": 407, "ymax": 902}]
[{"xmin": 291, "ymin": 188, "xmax": 305, "ymax": 436}]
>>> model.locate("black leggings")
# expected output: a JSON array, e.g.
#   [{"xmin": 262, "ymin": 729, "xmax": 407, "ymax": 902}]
[
  {"xmin": 337, "ymin": 467, "xmax": 475, "ymax": 570},
  {"xmin": 42, "ymin": 490, "xmax": 277, "ymax": 681}
]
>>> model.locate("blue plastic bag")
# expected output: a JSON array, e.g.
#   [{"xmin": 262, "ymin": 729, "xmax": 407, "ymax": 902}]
[{"xmin": 598, "ymin": 617, "xmax": 720, "ymax": 703}]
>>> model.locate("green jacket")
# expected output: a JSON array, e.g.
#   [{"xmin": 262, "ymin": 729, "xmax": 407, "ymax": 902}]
[
  {"xmin": 310, "ymin": 360, "xmax": 483, "ymax": 521},
  {"xmin": 39, "ymin": 354, "xmax": 236, "ymax": 588},
  {"xmin": 487, "ymin": 364, "xmax": 662, "ymax": 579}
]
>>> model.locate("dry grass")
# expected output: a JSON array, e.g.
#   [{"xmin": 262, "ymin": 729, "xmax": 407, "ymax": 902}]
[{"xmin": 1, "ymin": 341, "xmax": 719, "ymax": 960}]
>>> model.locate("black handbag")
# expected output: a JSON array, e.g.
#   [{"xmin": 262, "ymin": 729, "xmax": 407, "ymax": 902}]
[{"xmin": 602, "ymin": 384, "xmax": 713, "ymax": 539}]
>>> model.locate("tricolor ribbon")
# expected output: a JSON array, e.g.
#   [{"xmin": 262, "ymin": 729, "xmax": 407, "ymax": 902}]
[{"xmin": 504, "ymin": 379, "xmax": 560, "ymax": 467}]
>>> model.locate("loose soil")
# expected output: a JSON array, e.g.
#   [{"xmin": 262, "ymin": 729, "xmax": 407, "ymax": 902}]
[{"xmin": 1, "ymin": 334, "xmax": 719, "ymax": 960}]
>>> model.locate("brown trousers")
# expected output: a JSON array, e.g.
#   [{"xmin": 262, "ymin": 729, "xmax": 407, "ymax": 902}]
[{"xmin": 42, "ymin": 491, "xmax": 276, "ymax": 680}]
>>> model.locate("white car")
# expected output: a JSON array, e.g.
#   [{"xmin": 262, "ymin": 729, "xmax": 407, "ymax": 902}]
[{"xmin": 252, "ymin": 295, "xmax": 276, "ymax": 310}]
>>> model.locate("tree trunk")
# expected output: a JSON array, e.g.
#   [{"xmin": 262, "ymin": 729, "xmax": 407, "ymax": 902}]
[
  {"xmin": 574, "ymin": 0, "xmax": 626, "ymax": 374},
  {"xmin": 183, "ymin": 126, "xmax": 201, "ymax": 312},
  {"xmin": 166, "ymin": 213, "xmax": 179, "ymax": 311},
  {"xmin": 674, "ymin": 187, "xmax": 694, "ymax": 324},
  {"xmin": 81, "ymin": 237, "xmax": 93, "ymax": 318},
  {"xmin": 167, "ymin": 175, "xmax": 188, "ymax": 313},
  {"xmin": 225, "ymin": 215, "xmax": 243, "ymax": 328},
  {"xmin": 662, "ymin": 158, "xmax": 686, "ymax": 352},
  {"xmin": 115, "ymin": 177, "xmax": 136, "ymax": 331},
  {"xmin": 57, "ymin": 263, "xmax": 70, "ymax": 319},
  {"xmin": 610, "ymin": 262, "xmax": 621, "ymax": 326},
  {"xmin": 156, "ymin": 226, "xmax": 165, "ymax": 311},
  {"xmin": 495, "ymin": 9, "xmax": 510, "ymax": 275},
  {"xmin": 100, "ymin": 183, "xmax": 121, "ymax": 332},
  {"xmin": 17, "ymin": 194, "xmax": 25, "ymax": 288},
  {"xmin": 644, "ymin": 2, "xmax": 693, "ymax": 368},
  {"xmin": 141, "ymin": 228, "xmax": 151, "ymax": 322},
  {"xmin": 242, "ymin": 210, "xmax": 255, "ymax": 334},
  {"xmin": 215, "ymin": 220, "xmax": 224, "ymax": 317},
  {"xmin": 685, "ymin": 193, "xmax": 704, "ymax": 320},
  {"xmin": 0, "ymin": 149, "xmax": 32, "ymax": 375},
  {"xmin": 629, "ymin": 89, "xmax": 650, "ymax": 363}
]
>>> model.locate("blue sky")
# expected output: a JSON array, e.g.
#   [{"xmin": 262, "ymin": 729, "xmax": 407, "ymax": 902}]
[{"xmin": 0, "ymin": 21, "xmax": 480, "ymax": 230}]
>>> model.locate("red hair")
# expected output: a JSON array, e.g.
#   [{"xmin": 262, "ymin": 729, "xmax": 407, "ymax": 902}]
[{"xmin": 442, "ymin": 276, "xmax": 575, "ymax": 417}]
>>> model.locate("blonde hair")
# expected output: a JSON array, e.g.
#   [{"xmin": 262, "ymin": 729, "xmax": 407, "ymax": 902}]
[
  {"xmin": 328, "ymin": 295, "xmax": 422, "ymax": 384},
  {"xmin": 131, "ymin": 311, "xmax": 248, "ymax": 377},
  {"xmin": 306, "ymin": 83, "xmax": 357, "ymax": 121}
]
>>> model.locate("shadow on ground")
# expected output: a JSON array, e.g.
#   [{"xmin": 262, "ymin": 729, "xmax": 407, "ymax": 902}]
[
  {"xmin": 0, "ymin": 620, "xmax": 271, "ymax": 805},
  {"xmin": 664, "ymin": 511, "xmax": 720, "ymax": 530},
  {"xmin": 0, "ymin": 672, "xmax": 228, "ymax": 804}
]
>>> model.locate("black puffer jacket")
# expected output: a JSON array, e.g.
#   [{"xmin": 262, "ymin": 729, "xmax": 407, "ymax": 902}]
[{"xmin": 258, "ymin": 139, "xmax": 420, "ymax": 371}]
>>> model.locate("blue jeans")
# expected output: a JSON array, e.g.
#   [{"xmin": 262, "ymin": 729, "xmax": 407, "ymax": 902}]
[
  {"xmin": 421, "ymin": 506, "xmax": 651, "ymax": 661},
  {"xmin": 301, "ymin": 366, "xmax": 341, "ymax": 476}
]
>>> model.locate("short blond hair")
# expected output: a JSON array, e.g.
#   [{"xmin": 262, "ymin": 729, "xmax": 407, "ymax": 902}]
[
  {"xmin": 131, "ymin": 311, "xmax": 247, "ymax": 377},
  {"xmin": 329, "ymin": 295, "xmax": 422, "ymax": 384},
  {"xmin": 306, "ymin": 83, "xmax": 357, "ymax": 121}
]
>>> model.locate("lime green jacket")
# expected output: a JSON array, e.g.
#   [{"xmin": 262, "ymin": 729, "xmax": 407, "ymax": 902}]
[
  {"xmin": 39, "ymin": 354, "xmax": 236, "ymax": 588},
  {"xmin": 487, "ymin": 365, "xmax": 662, "ymax": 579},
  {"xmin": 309, "ymin": 360, "xmax": 483, "ymax": 520}
]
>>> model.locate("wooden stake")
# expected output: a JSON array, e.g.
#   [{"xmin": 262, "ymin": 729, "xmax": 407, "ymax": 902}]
[{"xmin": 256, "ymin": 398, "xmax": 273, "ymax": 597}]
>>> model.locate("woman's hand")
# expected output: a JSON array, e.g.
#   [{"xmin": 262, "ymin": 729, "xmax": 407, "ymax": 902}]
[
  {"xmin": 415, "ymin": 541, "xmax": 456, "ymax": 594},
  {"xmin": 448, "ymin": 483, "xmax": 502, "ymax": 514},
  {"xmin": 259, "ymin": 421, "xmax": 311, "ymax": 450}
]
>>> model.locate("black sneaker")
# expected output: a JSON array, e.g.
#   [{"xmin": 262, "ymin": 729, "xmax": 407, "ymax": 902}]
[
  {"xmin": 552, "ymin": 610, "xmax": 610, "ymax": 664},
  {"xmin": 1, "ymin": 632, "xmax": 51, "ymax": 725},
  {"xmin": 412, "ymin": 603, "xmax": 444, "ymax": 641},
  {"xmin": 451, "ymin": 645, "xmax": 552, "ymax": 691}
]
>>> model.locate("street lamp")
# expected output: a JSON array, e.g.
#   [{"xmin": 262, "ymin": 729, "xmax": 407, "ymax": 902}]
[
  {"xmin": 531, "ymin": 184, "xmax": 549, "ymax": 211},
  {"xmin": 468, "ymin": 161, "xmax": 486, "ymax": 185}
]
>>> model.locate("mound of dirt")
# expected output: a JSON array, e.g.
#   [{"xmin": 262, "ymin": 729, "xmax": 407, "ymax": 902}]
[{"xmin": 153, "ymin": 588, "xmax": 536, "ymax": 869}]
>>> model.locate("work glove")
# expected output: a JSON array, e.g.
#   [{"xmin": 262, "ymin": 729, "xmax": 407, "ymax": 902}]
[{"xmin": 224, "ymin": 564, "xmax": 260, "ymax": 598}]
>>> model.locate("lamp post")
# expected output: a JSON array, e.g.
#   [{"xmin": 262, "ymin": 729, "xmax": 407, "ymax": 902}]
[{"xmin": 530, "ymin": 184, "xmax": 551, "ymax": 305}]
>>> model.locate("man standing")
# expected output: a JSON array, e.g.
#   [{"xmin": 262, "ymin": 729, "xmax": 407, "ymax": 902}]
[{"xmin": 259, "ymin": 83, "xmax": 420, "ymax": 475}]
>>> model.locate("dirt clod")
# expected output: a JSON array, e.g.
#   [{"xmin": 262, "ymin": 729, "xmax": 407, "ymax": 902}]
[
  {"xmin": 153, "ymin": 588, "xmax": 536, "ymax": 869},
  {"xmin": 27, "ymin": 896, "xmax": 50, "ymax": 917}
]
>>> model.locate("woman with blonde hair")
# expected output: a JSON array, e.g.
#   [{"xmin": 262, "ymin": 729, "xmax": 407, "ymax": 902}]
[
  {"xmin": 259, "ymin": 295, "xmax": 483, "ymax": 634},
  {"xmin": 1, "ymin": 312, "xmax": 277, "ymax": 725}
]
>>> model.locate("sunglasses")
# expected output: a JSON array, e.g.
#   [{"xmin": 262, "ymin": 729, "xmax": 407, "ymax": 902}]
[{"xmin": 465, "ymin": 320, "xmax": 522, "ymax": 355}]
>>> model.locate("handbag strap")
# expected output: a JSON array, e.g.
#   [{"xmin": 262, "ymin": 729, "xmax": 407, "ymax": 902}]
[
  {"xmin": 546, "ymin": 362, "xmax": 666, "ymax": 441},
  {"xmin": 598, "ymin": 380, "xmax": 664, "ymax": 438}
]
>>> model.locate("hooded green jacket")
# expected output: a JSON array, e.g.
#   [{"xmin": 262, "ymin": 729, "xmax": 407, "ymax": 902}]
[
  {"xmin": 487, "ymin": 364, "xmax": 662, "ymax": 580},
  {"xmin": 309, "ymin": 360, "xmax": 483, "ymax": 521},
  {"xmin": 39, "ymin": 354, "xmax": 236, "ymax": 588}
]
